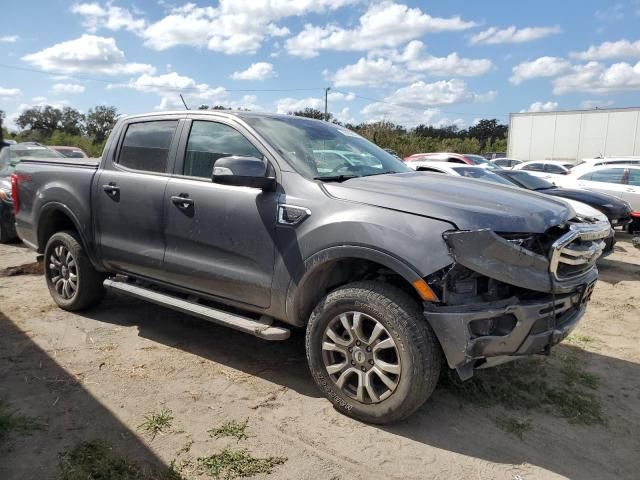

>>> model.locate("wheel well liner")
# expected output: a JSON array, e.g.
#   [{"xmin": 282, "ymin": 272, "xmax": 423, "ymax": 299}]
[{"xmin": 286, "ymin": 246, "xmax": 424, "ymax": 326}]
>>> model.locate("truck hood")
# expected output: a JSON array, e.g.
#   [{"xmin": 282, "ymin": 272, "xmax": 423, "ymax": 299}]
[{"xmin": 323, "ymin": 172, "xmax": 574, "ymax": 233}]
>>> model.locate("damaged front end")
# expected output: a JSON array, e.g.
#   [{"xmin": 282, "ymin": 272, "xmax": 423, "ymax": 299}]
[{"xmin": 424, "ymin": 218, "xmax": 610, "ymax": 380}]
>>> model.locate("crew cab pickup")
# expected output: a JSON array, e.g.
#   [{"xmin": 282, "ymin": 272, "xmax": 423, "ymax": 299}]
[{"xmin": 12, "ymin": 111, "xmax": 610, "ymax": 424}]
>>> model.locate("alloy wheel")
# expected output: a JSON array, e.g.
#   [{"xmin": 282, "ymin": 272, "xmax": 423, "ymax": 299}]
[{"xmin": 49, "ymin": 245, "xmax": 78, "ymax": 300}]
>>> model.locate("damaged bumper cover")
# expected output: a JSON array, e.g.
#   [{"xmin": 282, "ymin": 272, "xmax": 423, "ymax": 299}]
[
  {"xmin": 425, "ymin": 224, "xmax": 607, "ymax": 378},
  {"xmin": 425, "ymin": 290, "xmax": 590, "ymax": 378}
]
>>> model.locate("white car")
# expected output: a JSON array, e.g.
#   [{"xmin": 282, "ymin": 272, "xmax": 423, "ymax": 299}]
[
  {"xmin": 557, "ymin": 165, "xmax": 640, "ymax": 210},
  {"xmin": 408, "ymin": 161, "xmax": 514, "ymax": 184},
  {"xmin": 490, "ymin": 157, "xmax": 523, "ymax": 169},
  {"xmin": 512, "ymin": 160, "xmax": 574, "ymax": 181},
  {"xmin": 570, "ymin": 157, "xmax": 640, "ymax": 176}
]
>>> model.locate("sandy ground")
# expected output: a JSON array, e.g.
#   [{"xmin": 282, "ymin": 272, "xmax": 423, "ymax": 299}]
[{"xmin": 0, "ymin": 235, "xmax": 639, "ymax": 480}]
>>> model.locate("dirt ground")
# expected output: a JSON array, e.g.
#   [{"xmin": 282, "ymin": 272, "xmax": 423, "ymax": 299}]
[{"xmin": 1, "ymin": 234, "xmax": 639, "ymax": 480}]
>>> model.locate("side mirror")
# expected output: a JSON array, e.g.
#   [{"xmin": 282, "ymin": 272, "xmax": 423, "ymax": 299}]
[{"xmin": 212, "ymin": 156, "xmax": 275, "ymax": 190}]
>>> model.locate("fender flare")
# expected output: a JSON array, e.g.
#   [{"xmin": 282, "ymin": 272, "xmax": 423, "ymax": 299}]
[
  {"xmin": 36, "ymin": 202, "xmax": 101, "ymax": 268},
  {"xmin": 285, "ymin": 245, "xmax": 424, "ymax": 326}
]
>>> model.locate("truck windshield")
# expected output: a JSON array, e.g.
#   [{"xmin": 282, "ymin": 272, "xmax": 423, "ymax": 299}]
[{"xmin": 244, "ymin": 116, "xmax": 411, "ymax": 180}]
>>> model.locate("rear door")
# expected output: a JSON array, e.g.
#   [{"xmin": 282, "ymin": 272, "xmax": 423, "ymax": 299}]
[
  {"xmin": 95, "ymin": 117, "xmax": 182, "ymax": 279},
  {"xmin": 162, "ymin": 117, "xmax": 278, "ymax": 308},
  {"xmin": 576, "ymin": 167, "xmax": 628, "ymax": 200},
  {"xmin": 624, "ymin": 169, "xmax": 640, "ymax": 210}
]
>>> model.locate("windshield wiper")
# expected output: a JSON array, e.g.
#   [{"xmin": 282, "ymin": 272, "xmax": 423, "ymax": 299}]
[
  {"xmin": 314, "ymin": 174, "xmax": 359, "ymax": 182},
  {"xmin": 362, "ymin": 171, "xmax": 398, "ymax": 177}
]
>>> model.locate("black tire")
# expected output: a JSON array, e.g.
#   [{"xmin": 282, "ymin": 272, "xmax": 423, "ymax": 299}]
[
  {"xmin": 44, "ymin": 230, "xmax": 105, "ymax": 311},
  {"xmin": 306, "ymin": 281, "xmax": 442, "ymax": 424},
  {"xmin": 0, "ymin": 219, "xmax": 10, "ymax": 244}
]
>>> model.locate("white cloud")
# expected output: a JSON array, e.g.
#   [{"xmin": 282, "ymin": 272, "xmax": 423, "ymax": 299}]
[
  {"xmin": 285, "ymin": 1, "xmax": 477, "ymax": 58},
  {"xmin": 595, "ymin": 4, "xmax": 624, "ymax": 22},
  {"xmin": 520, "ymin": 101, "xmax": 559, "ymax": 113},
  {"xmin": 328, "ymin": 91, "xmax": 355, "ymax": 102},
  {"xmin": 330, "ymin": 57, "xmax": 416, "ymax": 87},
  {"xmin": 0, "ymin": 87, "xmax": 21, "ymax": 98},
  {"xmin": 142, "ymin": 0, "xmax": 358, "ymax": 54},
  {"xmin": 0, "ymin": 35, "xmax": 18, "ymax": 43},
  {"xmin": 275, "ymin": 97, "xmax": 324, "ymax": 114},
  {"xmin": 571, "ymin": 39, "xmax": 640, "ymax": 61},
  {"xmin": 110, "ymin": 72, "xmax": 225, "ymax": 100},
  {"xmin": 359, "ymin": 103, "xmax": 464, "ymax": 128},
  {"xmin": 470, "ymin": 25, "xmax": 561, "ymax": 45},
  {"xmin": 384, "ymin": 79, "xmax": 494, "ymax": 108},
  {"xmin": 52, "ymin": 83, "xmax": 86, "ymax": 94},
  {"xmin": 231, "ymin": 62, "xmax": 276, "ymax": 81},
  {"xmin": 22, "ymin": 35, "xmax": 155, "ymax": 75},
  {"xmin": 328, "ymin": 41, "xmax": 491, "ymax": 87},
  {"xmin": 553, "ymin": 61, "xmax": 640, "ymax": 94},
  {"xmin": 510, "ymin": 56, "xmax": 572, "ymax": 85},
  {"xmin": 71, "ymin": 2, "xmax": 146, "ymax": 34}
]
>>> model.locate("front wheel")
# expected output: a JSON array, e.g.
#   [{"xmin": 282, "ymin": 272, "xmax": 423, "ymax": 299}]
[
  {"xmin": 44, "ymin": 231, "xmax": 105, "ymax": 311},
  {"xmin": 306, "ymin": 281, "xmax": 442, "ymax": 424}
]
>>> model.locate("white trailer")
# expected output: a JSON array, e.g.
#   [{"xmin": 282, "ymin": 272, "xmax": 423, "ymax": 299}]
[{"xmin": 507, "ymin": 107, "xmax": 640, "ymax": 163}]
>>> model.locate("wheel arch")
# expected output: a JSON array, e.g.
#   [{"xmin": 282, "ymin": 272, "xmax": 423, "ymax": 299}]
[{"xmin": 286, "ymin": 245, "xmax": 427, "ymax": 327}]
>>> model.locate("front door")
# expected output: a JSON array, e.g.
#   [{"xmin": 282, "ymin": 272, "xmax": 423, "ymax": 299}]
[
  {"xmin": 162, "ymin": 119, "xmax": 278, "ymax": 308},
  {"xmin": 95, "ymin": 119, "xmax": 180, "ymax": 279}
]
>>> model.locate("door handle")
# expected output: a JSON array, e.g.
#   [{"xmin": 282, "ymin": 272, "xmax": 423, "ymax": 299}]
[
  {"xmin": 171, "ymin": 195, "xmax": 194, "ymax": 209},
  {"xmin": 102, "ymin": 184, "xmax": 120, "ymax": 196}
]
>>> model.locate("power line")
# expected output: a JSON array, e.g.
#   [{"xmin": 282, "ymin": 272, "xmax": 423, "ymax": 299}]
[
  {"xmin": 0, "ymin": 63, "xmax": 326, "ymax": 93},
  {"xmin": 332, "ymin": 89, "xmax": 509, "ymax": 118}
]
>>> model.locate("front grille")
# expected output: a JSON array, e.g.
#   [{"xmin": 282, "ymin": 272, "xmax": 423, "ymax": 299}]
[{"xmin": 548, "ymin": 220, "xmax": 609, "ymax": 281}]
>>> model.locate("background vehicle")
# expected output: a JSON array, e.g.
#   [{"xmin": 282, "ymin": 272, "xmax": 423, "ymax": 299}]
[
  {"xmin": 404, "ymin": 152, "xmax": 501, "ymax": 169},
  {"xmin": 569, "ymin": 157, "xmax": 640, "ymax": 175},
  {"xmin": 50, "ymin": 146, "xmax": 88, "ymax": 158},
  {"xmin": 508, "ymin": 107, "xmax": 640, "ymax": 161},
  {"xmin": 483, "ymin": 152, "xmax": 506, "ymax": 160},
  {"xmin": 558, "ymin": 165, "xmax": 640, "ymax": 212},
  {"xmin": 512, "ymin": 160, "xmax": 573, "ymax": 180},
  {"xmin": 0, "ymin": 143, "xmax": 64, "ymax": 243},
  {"xmin": 13, "ymin": 111, "xmax": 608, "ymax": 424},
  {"xmin": 407, "ymin": 161, "xmax": 514, "ymax": 185},
  {"xmin": 490, "ymin": 157, "xmax": 523, "ymax": 168},
  {"xmin": 495, "ymin": 170, "xmax": 632, "ymax": 229}
]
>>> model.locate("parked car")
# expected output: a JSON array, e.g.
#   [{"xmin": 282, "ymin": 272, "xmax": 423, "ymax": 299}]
[
  {"xmin": 570, "ymin": 157, "xmax": 640, "ymax": 176},
  {"xmin": 410, "ymin": 162, "xmax": 615, "ymax": 253},
  {"xmin": 0, "ymin": 143, "xmax": 65, "ymax": 242},
  {"xmin": 495, "ymin": 170, "xmax": 633, "ymax": 229},
  {"xmin": 49, "ymin": 146, "xmax": 88, "ymax": 158},
  {"xmin": 557, "ymin": 165, "xmax": 640, "ymax": 213},
  {"xmin": 404, "ymin": 152, "xmax": 500, "ymax": 169},
  {"xmin": 13, "ymin": 111, "xmax": 609, "ymax": 424},
  {"xmin": 490, "ymin": 157, "xmax": 523, "ymax": 168},
  {"xmin": 407, "ymin": 160, "xmax": 514, "ymax": 185},
  {"xmin": 512, "ymin": 160, "xmax": 574, "ymax": 180}
]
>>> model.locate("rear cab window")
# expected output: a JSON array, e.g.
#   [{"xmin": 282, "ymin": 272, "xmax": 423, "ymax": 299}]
[{"xmin": 117, "ymin": 120, "xmax": 179, "ymax": 173}]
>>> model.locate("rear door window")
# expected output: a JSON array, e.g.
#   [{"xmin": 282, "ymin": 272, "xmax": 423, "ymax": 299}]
[
  {"xmin": 544, "ymin": 164, "xmax": 566, "ymax": 174},
  {"xmin": 183, "ymin": 121, "xmax": 262, "ymax": 179},
  {"xmin": 118, "ymin": 120, "xmax": 178, "ymax": 173},
  {"xmin": 589, "ymin": 168, "xmax": 625, "ymax": 184},
  {"xmin": 523, "ymin": 163, "xmax": 544, "ymax": 171}
]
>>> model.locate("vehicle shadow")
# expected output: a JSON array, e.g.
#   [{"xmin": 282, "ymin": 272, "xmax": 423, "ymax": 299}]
[
  {"xmin": 597, "ymin": 257, "xmax": 640, "ymax": 284},
  {"xmin": 84, "ymin": 292, "xmax": 640, "ymax": 480},
  {"xmin": 0, "ymin": 312, "xmax": 168, "ymax": 480}
]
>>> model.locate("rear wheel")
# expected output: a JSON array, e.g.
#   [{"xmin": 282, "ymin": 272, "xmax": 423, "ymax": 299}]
[
  {"xmin": 306, "ymin": 281, "xmax": 441, "ymax": 424},
  {"xmin": 44, "ymin": 231, "xmax": 105, "ymax": 311}
]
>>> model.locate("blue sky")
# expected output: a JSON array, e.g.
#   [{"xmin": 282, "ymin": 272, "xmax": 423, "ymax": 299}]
[{"xmin": 2, "ymin": 0, "xmax": 640, "ymax": 130}]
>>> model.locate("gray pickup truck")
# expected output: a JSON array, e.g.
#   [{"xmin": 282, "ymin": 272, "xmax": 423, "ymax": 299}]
[{"xmin": 12, "ymin": 111, "xmax": 609, "ymax": 423}]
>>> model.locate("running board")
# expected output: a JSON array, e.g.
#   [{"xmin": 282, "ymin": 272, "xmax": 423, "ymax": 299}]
[{"xmin": 103, "ymin": 279, "xmax": 290, "ymax": 341}]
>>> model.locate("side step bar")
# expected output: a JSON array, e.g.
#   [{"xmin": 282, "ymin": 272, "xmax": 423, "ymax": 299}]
[{"xmin": 103, "ymin": 279, "xmax": 290, "ymax": 341}]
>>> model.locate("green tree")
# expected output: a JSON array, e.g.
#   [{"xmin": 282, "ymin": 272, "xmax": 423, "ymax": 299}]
[
  {"xmin": 86, "ymin": 105, "xmax": 118, "ymax": 144},
  {"xmin": 291, "ymin": 108, "xmax": 330, "ymax": 121},
  {"xmin": 60, "ymin": 107, "xmax": 86, "ymax": 136},
  {"xmin": 467, "ymin": 119, "xmax": 507, "ymax": 148},
  {"xmin": 16, "ymin": 105, "xmax": 63, "ymax": 137}
]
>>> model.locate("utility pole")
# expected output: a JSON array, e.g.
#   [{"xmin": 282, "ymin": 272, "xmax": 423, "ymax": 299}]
[{"xmin": 324, "ymin": 87, "xmax": 331, "ymax": 121}]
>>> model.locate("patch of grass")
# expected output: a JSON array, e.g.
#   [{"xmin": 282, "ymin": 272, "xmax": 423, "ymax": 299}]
[
  {"xmin": 58, "ymin": 441, "xmax": 143, "ymax": 480},
  {"xmin": 559, "ymin": 354, "xmax": 600, "ymax": 390},
  {"xmin": 494, "ymin": 416, "xmax": 531, "ymax": 440},
  {"xmin": 443, "ymin": 357, "xmax": 605, "ymax": 426},
  {"xmin": 138, "ymin": 407, "xmax": 174, "ymax": 439},
  {"xmin": 208, "ymin": 419, "xmax": 250, "ymax": 441},
  {"xmin": 196, "ymin": 448, "xmax": 286, "ymax": 480},
  {"xmin": 564, "ymin": 334, "xmax": 597, "ymax": 349},
  {"xmin": 0, "ymin": 402, "xmax": 42, "ymax": 442}
]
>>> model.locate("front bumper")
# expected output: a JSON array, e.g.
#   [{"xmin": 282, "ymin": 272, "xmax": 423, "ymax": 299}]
[{"xmin": 425, "ymin": 288, "xmax": 590, "ymax": 379}]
